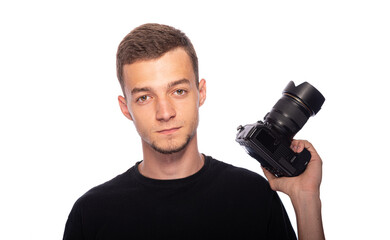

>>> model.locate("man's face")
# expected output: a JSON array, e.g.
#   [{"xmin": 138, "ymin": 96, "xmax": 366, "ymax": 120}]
[{"xmin": 119, "ymin": 48, "xmax": 206, "ymax": 154}]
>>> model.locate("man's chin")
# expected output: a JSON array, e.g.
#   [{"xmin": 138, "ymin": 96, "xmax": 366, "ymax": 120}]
[{"xmin": 151, "ymin": 136, "xmax": 192, "ymax": 155}]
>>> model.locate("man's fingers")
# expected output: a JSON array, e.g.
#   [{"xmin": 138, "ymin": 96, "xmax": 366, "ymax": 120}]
[
  {"xmin": 291, "ymin": 140, "xmax": 322, "ymax": 169},
  {"xmin": 291, "ymin": 139, "xmax": 303, "ymax": 153},
  {"xmin": 291, "ymin": 140, "xmax": 316, "ymax": 154}
]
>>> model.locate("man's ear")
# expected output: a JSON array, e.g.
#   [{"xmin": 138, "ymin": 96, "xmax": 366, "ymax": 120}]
[
  {"xmin": 118, "ymin": 96, "xmax": 133, "ymax": 121},
  {"xmin": 198, "ymin": 79, "xmax": 207, "ymax": 107}
]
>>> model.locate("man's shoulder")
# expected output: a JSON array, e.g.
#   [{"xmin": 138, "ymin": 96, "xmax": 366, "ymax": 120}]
[
  {"xmin": 75, "ymin": 165, "xmax": 136, "ymax": 205},
  {"xmin": 206, "ymin": 155, "xmax": 272, "ymax": 192},
  {"xmin": 207, "ymin": 155, "xmax": 267, "ymax": 180}
]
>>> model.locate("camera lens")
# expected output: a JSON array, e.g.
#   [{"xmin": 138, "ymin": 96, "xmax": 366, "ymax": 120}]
[{"xmin": 264, "ymin": 81, "xmax": 325, "ymax": 140}]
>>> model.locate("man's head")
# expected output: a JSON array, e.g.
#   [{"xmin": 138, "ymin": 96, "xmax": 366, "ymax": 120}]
[
  {"xmin": 116, "ymin": 23, "xmax": 199, "ymax": 97},
  {"xmin": 116, "ymin": 24, "xmax": 206, "ymax": 155}
]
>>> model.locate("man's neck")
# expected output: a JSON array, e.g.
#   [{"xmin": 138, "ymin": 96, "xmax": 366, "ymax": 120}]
[{"xmin": 138, "ymin": 135, "xmax": 204, "ymax": 180}]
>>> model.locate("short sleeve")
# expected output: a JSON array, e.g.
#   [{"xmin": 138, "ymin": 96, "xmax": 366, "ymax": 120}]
[
  {"xmin": 63, "ymin": 201, "xmax": 84, "ymax": 240},
  {"xmin": 267, "ymin": 191, "xmax": 297, "ymax": 240}
]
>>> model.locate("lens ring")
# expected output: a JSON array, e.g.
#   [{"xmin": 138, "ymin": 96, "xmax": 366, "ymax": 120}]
[{"xmin": 283, "ymin": 93, "xmax": 313, "ymax": 116}]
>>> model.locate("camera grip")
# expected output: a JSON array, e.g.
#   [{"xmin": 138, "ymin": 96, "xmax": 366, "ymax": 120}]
[{"xmin": 293, "ymin": 148, "xmax": 311, "ymax": 174}]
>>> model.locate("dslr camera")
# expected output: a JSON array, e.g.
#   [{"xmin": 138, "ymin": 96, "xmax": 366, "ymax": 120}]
[{"xmin": 236, "ymin": 81, "xmax": 325, "ymax": 177}]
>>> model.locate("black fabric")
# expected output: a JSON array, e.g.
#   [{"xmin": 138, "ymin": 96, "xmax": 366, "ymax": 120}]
[{"xmin": 63, "ymin": 155, "xmax": 296, "ymax": 240}]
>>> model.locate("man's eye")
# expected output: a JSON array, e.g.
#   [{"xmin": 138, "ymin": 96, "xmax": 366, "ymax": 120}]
[
  {"xmin": 174, "ymin": 89, "xmax": 186, "ymax": 96},
  {"xmin": 137, "ymin": 95, "xmax": 150, "ymax": 103}
]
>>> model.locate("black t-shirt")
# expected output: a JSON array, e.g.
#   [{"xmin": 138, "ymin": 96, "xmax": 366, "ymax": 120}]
[{"xmin": 63, "ymin": 156, "xmax": 296, "ymax": 239}]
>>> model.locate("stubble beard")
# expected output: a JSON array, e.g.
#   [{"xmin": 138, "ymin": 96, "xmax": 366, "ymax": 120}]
[
  {"xmin": 149, "ymin": 118, "xmax": 198, "ymax": 155},
  {"xmin": 139, "ymin": 114, "xmax": 199, "ymax": 155},
  {"xmin": 150, "ymin": 134, "xmax": 193, "ymax": 155}
]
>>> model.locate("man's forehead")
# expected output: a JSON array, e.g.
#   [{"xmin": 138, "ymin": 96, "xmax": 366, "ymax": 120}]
[{"xmin": 122, "ymin": 49, "xmax": 196, "ymax": 92}]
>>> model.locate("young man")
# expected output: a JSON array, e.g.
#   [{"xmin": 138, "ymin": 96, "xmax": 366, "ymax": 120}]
[{"xmin": 63, "ymin": 23, "xmax": 325, "ymax": 240}]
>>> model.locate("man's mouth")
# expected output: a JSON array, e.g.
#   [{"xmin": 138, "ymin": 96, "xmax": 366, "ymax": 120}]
[{"xmin": 156, "ymin": 127, "xmax": 181, "ymax": 135}]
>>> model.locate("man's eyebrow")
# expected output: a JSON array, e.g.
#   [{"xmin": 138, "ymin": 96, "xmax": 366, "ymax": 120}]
[
  {"xmin": 167, "ymin": 78, "xmax": 191, "ymax": 89},
  {"xmin": 130, "ymin": 79, "xmax": 191, "ymax": 95},
  {"xmin": 131, "ymin": 87, "xmax": 151, "ymax": 95}
]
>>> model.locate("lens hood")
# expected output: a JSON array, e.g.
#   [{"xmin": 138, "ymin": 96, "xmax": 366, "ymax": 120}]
[{"xmin": 283, "ymin": 81, "xmax": 325, "ymax": 115}]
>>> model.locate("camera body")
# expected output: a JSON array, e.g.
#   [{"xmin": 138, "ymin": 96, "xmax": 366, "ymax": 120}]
[
  {"xmin": 236, "ymin": 81, "xmax": 325, "ymax": 177},
  {"xmin": 236, "ymin": 121, "xmax": 311, "ymax": 177}
]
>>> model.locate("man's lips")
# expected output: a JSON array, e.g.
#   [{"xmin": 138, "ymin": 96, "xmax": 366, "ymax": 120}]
[{"xmin": 156, "ymin": 127, "xmax": 181, "ymax": 135}]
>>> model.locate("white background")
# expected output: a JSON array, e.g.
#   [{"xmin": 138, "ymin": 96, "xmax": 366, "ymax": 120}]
[{"xmin": 1, "ymin": 0, "xmax": 389, "ymax": 239}]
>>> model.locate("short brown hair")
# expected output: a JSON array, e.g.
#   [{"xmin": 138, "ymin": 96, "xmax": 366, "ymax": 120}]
[{"xmin": 116, "ymin": 23, "xmax": 199, "ymax": 95}]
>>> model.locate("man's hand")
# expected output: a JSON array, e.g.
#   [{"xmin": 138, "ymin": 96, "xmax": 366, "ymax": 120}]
[
  {"xmin": 262, "ymin": 139, "xmax": 322, "ymax": 197},
  {"xmin": 262, "ymin": 140, "xmax": 325, "ymax": 240}
]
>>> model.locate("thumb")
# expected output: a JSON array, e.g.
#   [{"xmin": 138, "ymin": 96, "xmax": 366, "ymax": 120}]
[{"xmin": 262, "ymin": 167, "xmax": 281, "ymax": 192}]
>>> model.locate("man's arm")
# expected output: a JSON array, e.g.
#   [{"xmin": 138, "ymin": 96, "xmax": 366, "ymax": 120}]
[
  {"xmin": 263, "ymin": 140, "xmax": 325, "ymax": 240},
  {"xmin": 63, "ymin": 201, "xmax": 84, "ymax": 240}
]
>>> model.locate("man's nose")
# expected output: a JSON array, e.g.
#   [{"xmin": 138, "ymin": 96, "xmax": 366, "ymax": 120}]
[{"xmin": 155, "ymin": 97, "xmax": 176, "ymax": 121}]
